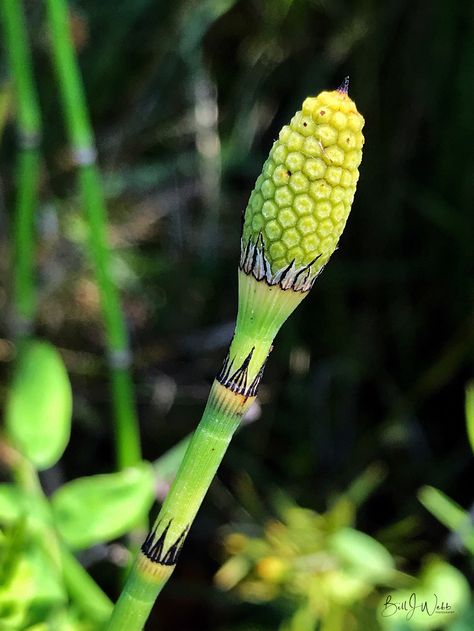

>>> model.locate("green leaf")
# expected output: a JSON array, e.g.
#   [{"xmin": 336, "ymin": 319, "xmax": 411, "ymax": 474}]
[
  {"xmin": 5, "ymin": 340, "xmax": 72, "ymax": 470},
  {"xmin": 329, "ymin": 527, "xmax": 395, "ymax": 583},
  {"xmin": 345, "ymin": 462, "xmax": 387, "ymax": 506},
  {"xmin": 421, "ymin": 558, "xmax": 470, "ymax": 612},
  {"xmin": 418, "ymin": 486, "xmax": 466, "ymax": 530},
  {"xmin": 378, "ymin": 559, "xmax": 470, "ymax": 630},
  {"xmin": 51, "ymin": 463, "xmax": 155, "ymax": 549},
  {"xmin": 418, "ymin": 486, "xmax": 474, "ymax": 554},
  {"xmin": 24, "ymin": 542, "xmax": 66, "ymax": 608},
  {"xmin": 0, "ymin": 485, "xmax": 23, "ymax": 524},
  {"xmin": 281, "ymin": 603, "xmax": 318, "ymax": 631},
  {"xmin": 465, "ymin": 382, "xmax": 474, "ymax": 454},
  {"xmin": 0, "ymin": 534, "xmax": 66, "ymax": 629},
  {"xmin": 448, "ymin": 604, "xmax": 474, "ymax": 631},
  {"xmin": 0, "ymin": 485, "xmax": 51, "ymax": 536}
]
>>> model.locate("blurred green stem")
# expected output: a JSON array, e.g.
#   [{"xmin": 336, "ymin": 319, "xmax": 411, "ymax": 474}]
[
  {"xmin": 60, "ymin": 541, "xmax": 113, "ymax": 623},
  {"xmin": 1, "ymin": 0, "xmax": 42, "ymax": 340},
  {"xmin": 45, "ymin": 0, "xmax": 141, "ymax": 469}
]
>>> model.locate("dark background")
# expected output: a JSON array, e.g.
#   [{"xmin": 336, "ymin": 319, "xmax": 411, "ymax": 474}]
[{"xmin": 1, "ymin": 1, "xmax": 473, "ymax": 629}]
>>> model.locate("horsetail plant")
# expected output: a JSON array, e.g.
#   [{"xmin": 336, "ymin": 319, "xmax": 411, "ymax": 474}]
[
  {"xmin": 106, "ymin": 80, "xmax": 365, "ymax": 630},
  {"xmin": 1, "ymin": 0, "xmax": 42, "ymax": 342},
  {"xmin": 46, "ymin": 0, "xmax": 141, "ymax": 470}
]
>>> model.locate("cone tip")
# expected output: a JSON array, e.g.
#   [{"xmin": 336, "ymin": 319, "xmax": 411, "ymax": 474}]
[{"xmin": 337, "ymin": 76, "xmax": 350, "ymax": 95}]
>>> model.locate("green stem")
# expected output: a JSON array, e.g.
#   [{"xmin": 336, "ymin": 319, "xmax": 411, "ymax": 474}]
[
  {"xmin": 12, "ymin": 148, "xmax": 41, "ymax": 335},
  {"xmin": 105, "ymin": 371, "xmax": 251, "ymax": 631},
  {"xmin": 60, "ymin": 542, "xmax": 113, "ymax": 623},
  {"xmin": 1, "ymin": 0, "xmax": 42, "ymax": 338},
  {"xmin": 45, "ymin": 0, "xmax": 141, "ymax": 469},
  {"xmin": 106, "ymin": 272, "xmax": 305, "ymax": 630},
  {"xmin": 0, "ymin": 1, "xmax": 40, "ymax": 139}
]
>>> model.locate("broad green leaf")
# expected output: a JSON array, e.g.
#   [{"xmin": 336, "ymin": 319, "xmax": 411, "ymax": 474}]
[
  {"xmin": 421, "ymin": 559, "xmax": 470, "ymax": 609},
  {"xmin": 465, "ymin": 382, "xmax": 474, "ymax": 454},
  {"xmin": 0, "ymin": 485, "xmax": 51, "ymax": 535},
  {"xmin": 6, "ymin": 341, "xmax": 72, "ymax": 470},
  {"xmin": 51, "ymin": 463, "xmax": 155, "ymax": 549},
  {"xmin": 329, "ymin": 527, "xmax": 395, "ymax": 582}
]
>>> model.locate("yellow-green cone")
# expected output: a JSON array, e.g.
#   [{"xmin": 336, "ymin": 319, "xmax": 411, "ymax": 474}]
[{"xmin": 241, "ymin": 78, "xmax": 364, "ymax": 292}]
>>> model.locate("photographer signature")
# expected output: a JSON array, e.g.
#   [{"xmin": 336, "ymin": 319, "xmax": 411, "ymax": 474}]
[{"xmin": 381, "ymin": 593, "xmax": 454, "ymax": 620}]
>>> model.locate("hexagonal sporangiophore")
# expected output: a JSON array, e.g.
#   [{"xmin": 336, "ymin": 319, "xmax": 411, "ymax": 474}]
[
  {"xmin": 302, "ymin": 233, "xmax": 320, "ymax": 255},
  {"xmin": 274, "ymin": 186, "xmax": 294, "ymax": 208},
  {"xmin": 315, "ymin": 201, "xmax": 332, "ymax": 219},
  {"xmin": 287, "ymin": 246, "xmax": 305, "ymax": 265},
  {"xmin": 331, "ymin": 111, "xmax": 348, "ymax": 130},
  {"xmin": 337, "ymin": 130, "xmax": 357, "ymax": 151},
  {"xmin": 248, "ymin": 190, "xmax": 264, "ymax": 213},
  {"xmin": 310, "ymin": 181, "xmax": 332, "ymax": 201},
  {"xmin": 317, "ymin": 218, "xmax": 334, "ymax": 238},
  {"xmin": 261, "ymin": 179, "xmax": 276, "ymax": 200},
  {"xmin": 323, "ymin": 145, "xmax": 345, "ymax": 166},
  {"xmin": 285, "ymin": 152, "xmax": 305, "ymax": 172},
  {"xmin": 286, "ymin": 131, "xmax": 304, "ymax": 151},
  {"xmin": 264, "ymin": 220, "xmax": 282, "ymax": 242},
  {"xmin": 343, "ymin": 150, "xmax": 362, "ymax": 170},
  {"xmin": 288, "ymin": 172, "xmax": 309, "ymax": 194},
  {"xmin": 269, "ymin": 241, "xmax": 287, "ymax": 261},
  {"xmin": 294, "ymin": 194, "xmax": 314, "ymax": 216},
  {"xmin": 262, "ymin": 158, "xmax": 276, "ymax": 178},
  {"xmin": 303, "ymin": 136, "xmax": 323, "ymax": 158},
  {"xmin": 272, "ymin": 165, "xmax": 290, "ymax": 187},
  {"xmin": 325, "ymin": 166, "xmax": 343, "ymax": 186},
  {"xmin": 297, "ymin": 215, "xmax": 317, "ymax": 235},
  {"xmin": 303, "ymin": 158, "xmax": 326, "ymax": 180},
  {"xmin": 252, "ymin": 213, "xmax": 265, "ymax": 233},
  {"xmin": 281, "ymin": 228, "xmax": 300, "ymax": 249},
  {"xmin": 316, "ymin": 124, "xmax": 338, "ymax": 147},
  {"xmin": 332, "ymin": 202, "xmax": 346, "ymax": 222},
  {"xmin": 291, "ymin": 112, "xmax": 316, "ymax": 137},
  {"xmin": 272, "ymin": 144, "xmax": 288, "ymax": 163},
  {"xmin": 241, "ymin": 80, "xmax": 364, "ymax": 292},
  {"xmin": 278, "ymin": 208, "xmax": 298, "ymax": 229},
  {"xmin": 262, "ymin": 200, "xmax": 278, "ymax": 220}
]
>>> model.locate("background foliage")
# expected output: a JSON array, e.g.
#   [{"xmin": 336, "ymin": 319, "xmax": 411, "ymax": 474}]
[{"xmin": 0, "ymin": 0, "xmax": 473, "ymax": 629}]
